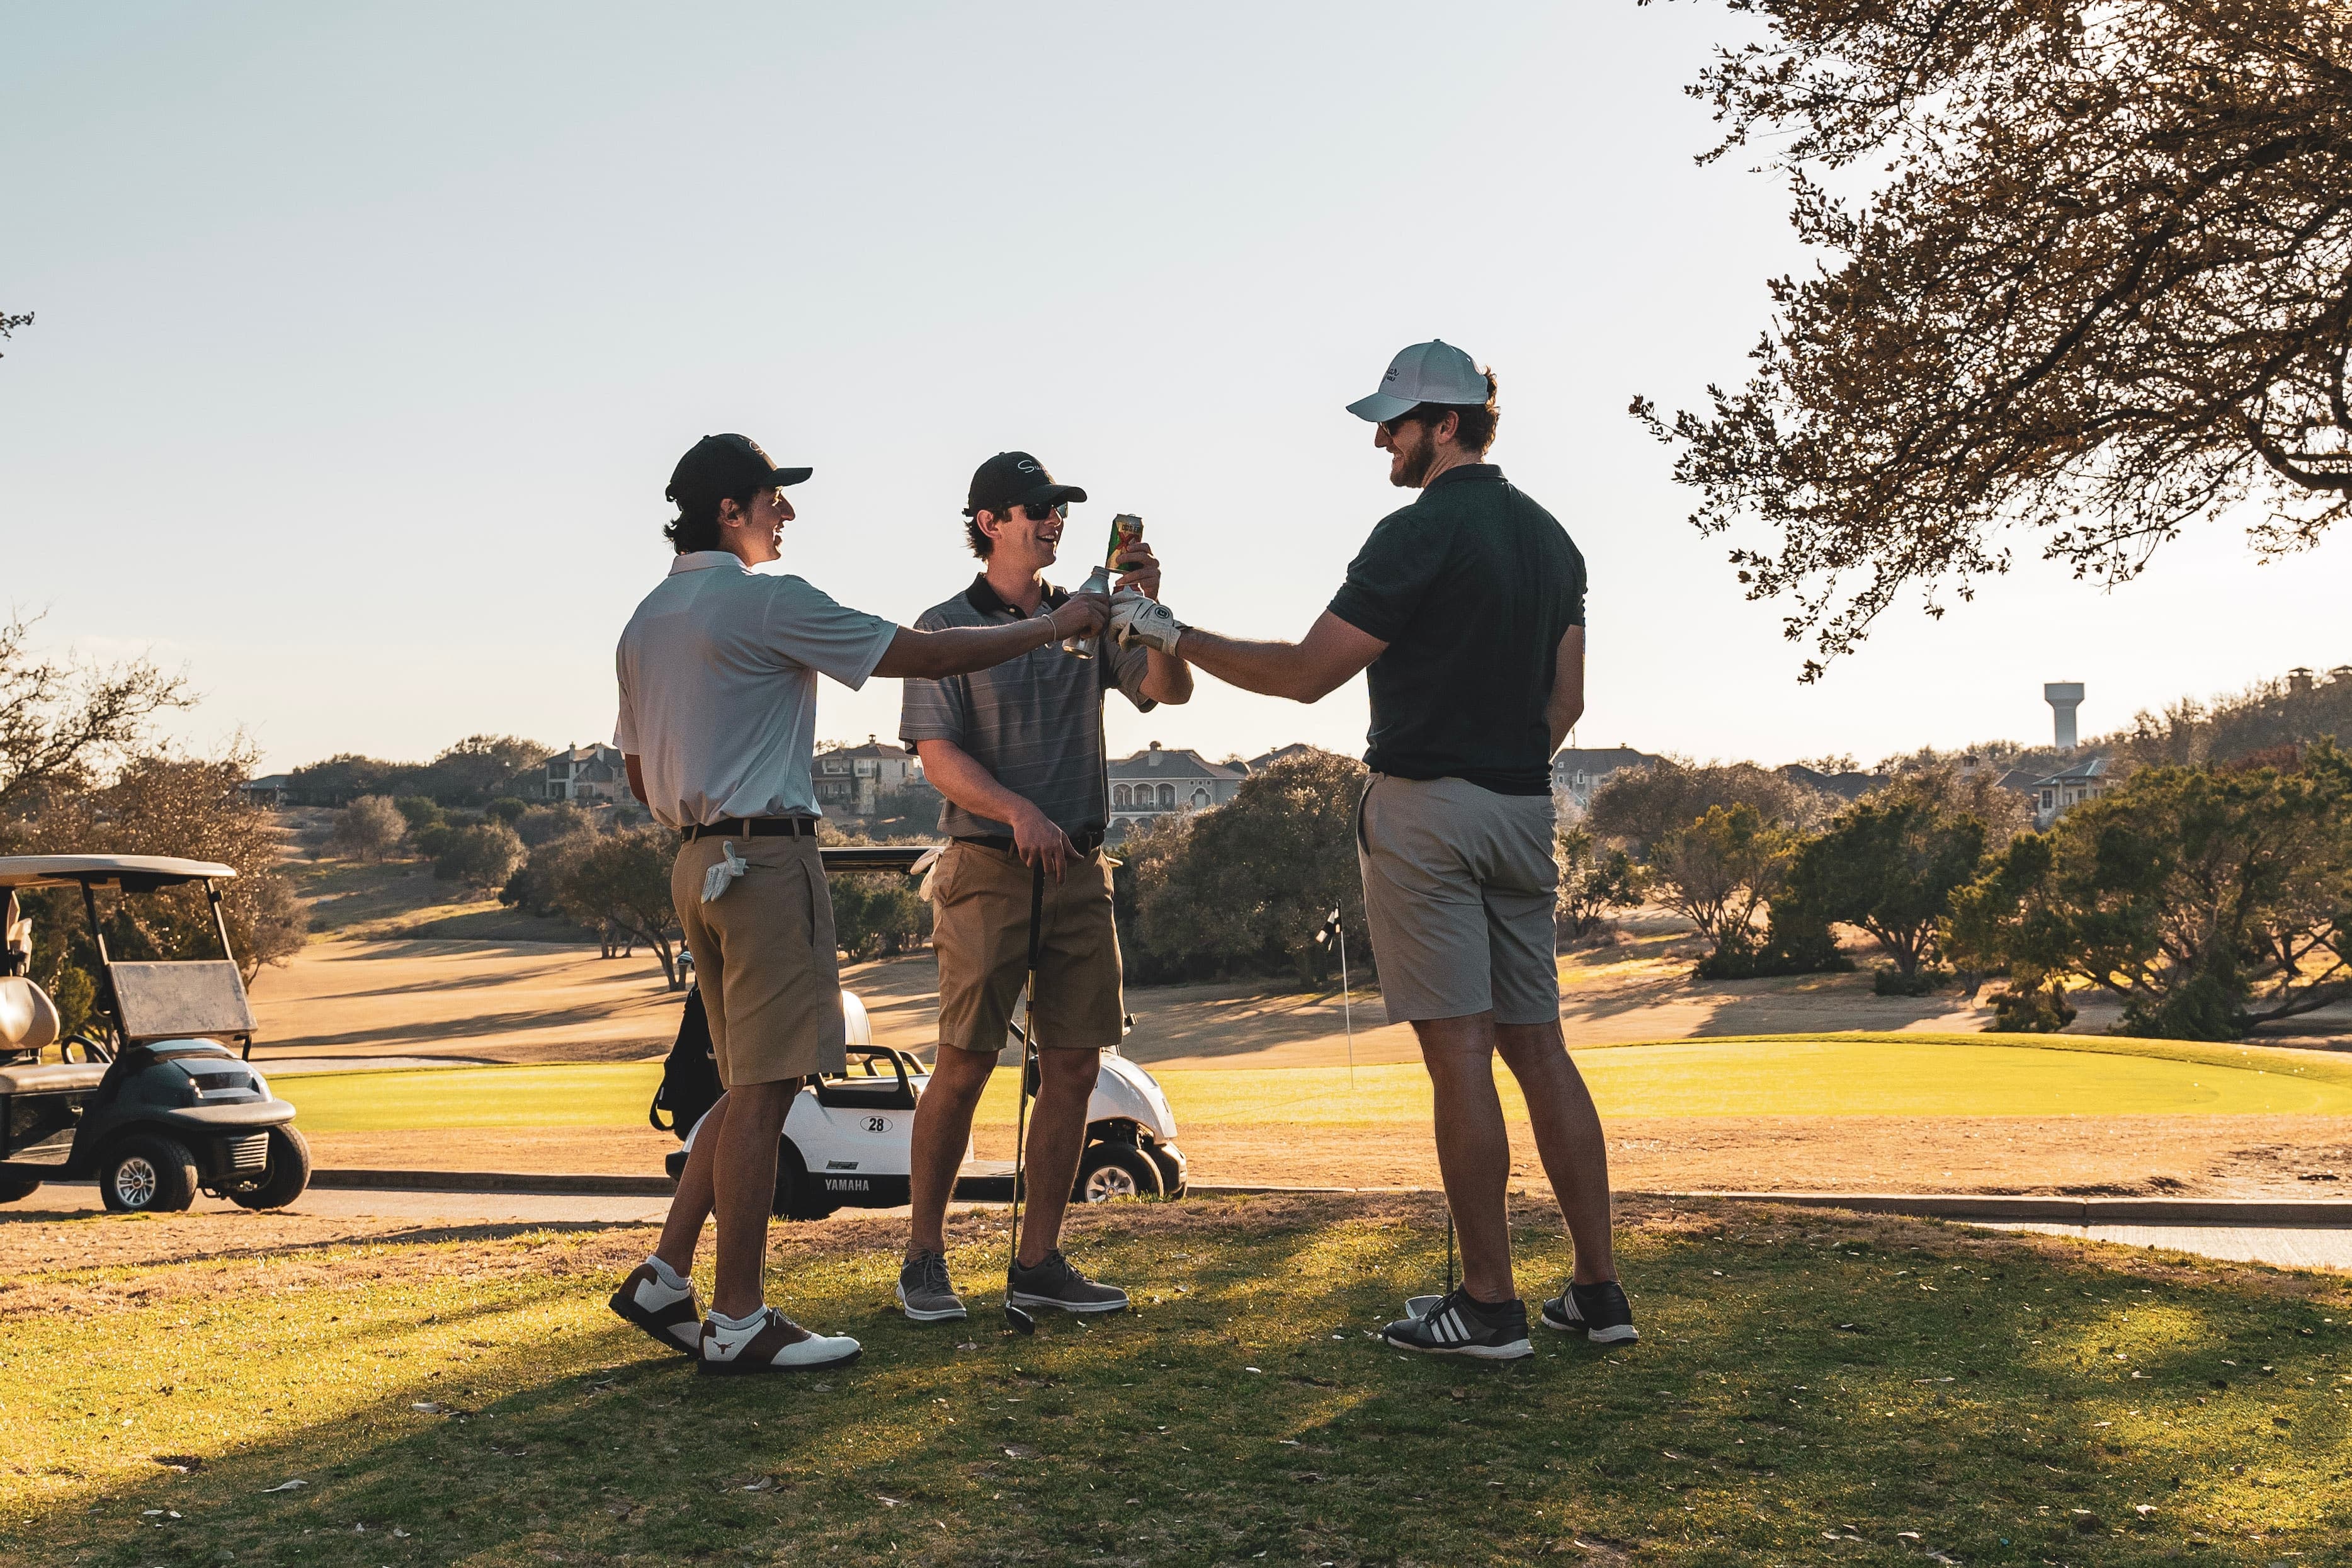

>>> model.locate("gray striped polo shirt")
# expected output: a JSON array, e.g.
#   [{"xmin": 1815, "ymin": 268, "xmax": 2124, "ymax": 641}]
[{"xmin": 899, "ymin": 575, "xmax": 1156, "ymax": 838}]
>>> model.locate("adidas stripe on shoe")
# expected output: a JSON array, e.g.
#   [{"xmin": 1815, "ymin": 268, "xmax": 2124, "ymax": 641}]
[
  {"xmin": 1378, "ymin": 1286, "xmax": 1531, "ymax": 1360},
  {"xmin": 1540, "ymin": 1278, "xmax": 1639, "ymax": 1344}
]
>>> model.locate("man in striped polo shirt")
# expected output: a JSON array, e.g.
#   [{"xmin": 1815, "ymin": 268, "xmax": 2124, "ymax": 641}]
[{"xmin": 895, "ymin": 451, "xmax": 1191, "ymax": 1323}]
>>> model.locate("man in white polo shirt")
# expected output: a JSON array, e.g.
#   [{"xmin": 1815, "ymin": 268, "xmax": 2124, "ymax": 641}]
[{"xmin": 606, "ymin": 433, "xmax": 1109, "ymax": 1377}]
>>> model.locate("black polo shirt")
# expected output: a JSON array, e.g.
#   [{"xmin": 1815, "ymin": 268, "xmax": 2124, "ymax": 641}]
[{"xmin": 1326, "ymin": 464, "xmax": 1585, "ymax": 795}]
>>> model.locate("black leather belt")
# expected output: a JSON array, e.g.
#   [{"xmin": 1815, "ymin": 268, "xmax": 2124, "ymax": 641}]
[
  {"xmin": 955, "ymin": 829, "xmax": 1105, "ymax": 856},
  {"xmin": 682, "ymin": 816, "xmax": 818, "ymax": 842}
]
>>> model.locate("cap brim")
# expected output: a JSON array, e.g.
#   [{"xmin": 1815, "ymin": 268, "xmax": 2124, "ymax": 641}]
[
  {"xmin": 1013, "ymin": 482, "xmax": 1088, "ymax": 510},
  {"xmin": 767, "ymin": 466, "xmax": 813, "ymax": 487},
  {"xmin": 1346, "ymin": 392, "xmax": 1418, "ymax": 423}
]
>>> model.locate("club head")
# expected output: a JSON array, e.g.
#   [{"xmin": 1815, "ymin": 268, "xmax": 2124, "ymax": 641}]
[{"xmin": 1004, "ymin": 1302, "xmax": 1036, "ymax": 1336}]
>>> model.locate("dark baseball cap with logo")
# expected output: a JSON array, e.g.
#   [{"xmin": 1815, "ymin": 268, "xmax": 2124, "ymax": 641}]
[
  {"xmin": 963, "ymin": 451, "xmax": 1088, "ymax": 519},
  {"xmin": 666, "ymin": 433, "xmax": 812, "ymax": 509}
]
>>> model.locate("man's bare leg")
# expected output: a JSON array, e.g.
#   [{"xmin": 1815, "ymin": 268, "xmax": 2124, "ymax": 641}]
[
  {"xmin": 1494, "ymin": 1020, "xmax": 1618, "ymax": 1285},
  {"xmin": 1016, "ymin": 1050, "xmax": 1101, "ymax": 1268},
  {"xmin": 708, "ymin": 1078, "xmax": 795, "ymax": 1321},
  {"xmin": 652, "ymin": 1090, "xmax": 726, "ymax": 1278},
  {"xmin": 907, "ymin": 1047, "xmax": 996, "ymax": 1255},
  {"xmin": 1412, "ymin": 1012, "xmax": 1516, "ymax": 1303}
]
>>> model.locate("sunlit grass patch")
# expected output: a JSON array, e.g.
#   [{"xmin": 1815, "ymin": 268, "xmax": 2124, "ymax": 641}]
[{"xmin": 2, "ymin": 1196, "xmax": 2348, "ymax": 1564}]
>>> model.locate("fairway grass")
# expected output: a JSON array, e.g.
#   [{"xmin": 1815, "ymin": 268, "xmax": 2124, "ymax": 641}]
[
  {"xmin": 270, "ymin": 1031, "xmax": 2352, "ymax": 1136},
  {"xmin": 3, "ymin": 1196, "xmax": 2348, "ymax": 1565}
]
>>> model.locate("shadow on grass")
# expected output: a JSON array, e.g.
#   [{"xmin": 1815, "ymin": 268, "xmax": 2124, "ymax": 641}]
[{"xmin": 8, "ymin": 1196, "xmax": 2351, "ymax": 1566}]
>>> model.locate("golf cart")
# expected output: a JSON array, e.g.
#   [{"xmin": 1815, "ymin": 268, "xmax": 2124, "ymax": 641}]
[
  {"xmin": 0, "ymin": 855, "xmax": 310, "ymax": 1213},
  {"xmin": 654, "ymin": 844, "xmax": 1187, "ymax": 1220}
]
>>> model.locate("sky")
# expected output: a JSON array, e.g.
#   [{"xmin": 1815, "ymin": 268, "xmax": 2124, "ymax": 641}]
[{"xmin": 4, "ymin": 2, "xmax": 2346, "ymax": 778}]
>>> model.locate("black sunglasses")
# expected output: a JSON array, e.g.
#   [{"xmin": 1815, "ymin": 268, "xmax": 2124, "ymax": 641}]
[{"xmin": 1020, "ymin": 500, "xmax": 1069, "ymax": 521}]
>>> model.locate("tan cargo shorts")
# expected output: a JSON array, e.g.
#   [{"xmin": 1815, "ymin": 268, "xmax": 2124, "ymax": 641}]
[
  {"xmin": 931, "ymin": 839, "xmax": 1124, "ymax": 1057},
  {"xmin": 672, "ymin": 833, "xmax": 845, "ymax": 1087},
  {"xmin": 1356, "ymin": 773, "xmax": 1560, "ymax": 1027}
]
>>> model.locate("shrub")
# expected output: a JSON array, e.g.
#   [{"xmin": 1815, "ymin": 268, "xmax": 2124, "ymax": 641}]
[
  {"xmin": 1990, "ymin": 978, "xmax": 2077, "ymax": 1033},
  {"xmin": 327, "ymin": 795, "xmax": 407, "ymax": 862},
  {"xmin": 1129, "ymin": 749, "xmax": 1370, "ymax": 986},
  {"xmin": 1650, "ymin": 804, "xmax": 1796, "ymax": 964},
  {"xmin": 411, "ymin": 823, "xmax": 457, "ymax": 860},
  {"xmin": 431, "ymin": 822, "xmax": 526, "ymax": 891},
  {"xmin": 1872, "ymin": 965, "xmax": 1948, "ymax": 997},
  {"xmin": 1782, "ymin": 780, "xmax": 1991, "ymax": 982},
  {"xmin": 484, "ymin": 796, "xmax": 529, "ymax": 825},
  {"xmin": 1557, "ymin": 826, "xmax": 1647, "ymax": 946},
  {"xmin": 392, "ymin": 796, "xmax": 444, "ymax": 832},
  {"xmin": 1946, "ymin": 742, "xmax": 2352, "ymax": 1040},
  {"xmin": 1590, "ymin": 757, "xmax": 1829, "ymax": 853}
]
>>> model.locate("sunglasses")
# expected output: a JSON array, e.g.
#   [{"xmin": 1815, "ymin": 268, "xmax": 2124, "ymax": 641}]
[{"xmin": 1020, "ymin": 501, "xmax": 1069, "ymax": 521}]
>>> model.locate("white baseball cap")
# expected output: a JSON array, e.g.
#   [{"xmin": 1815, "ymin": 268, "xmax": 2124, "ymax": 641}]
[{"xmin": 1346, "ymin": 339, "xmax": 1490, "ymax": 423}]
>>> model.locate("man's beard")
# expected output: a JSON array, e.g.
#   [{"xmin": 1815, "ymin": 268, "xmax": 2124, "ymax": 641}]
[{"xmin": 1392, "ymin": 430, "xmax": 1438, "ymax": 488}]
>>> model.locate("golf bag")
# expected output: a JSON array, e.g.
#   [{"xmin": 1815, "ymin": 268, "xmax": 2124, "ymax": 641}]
[{"xmin": 648, "ymin": 984, "xmax": 722, "ymax": 1139}]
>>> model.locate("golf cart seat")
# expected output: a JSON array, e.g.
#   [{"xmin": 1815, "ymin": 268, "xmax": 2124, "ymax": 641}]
[
  {"xmin": 0, "ymin": 975, "xmax": 61, "ymax": 1054},
  {"xmin": 0, "ymin": 1061, "xmax": 108, "ymax": 1095},
  {"xmin": 108, "ymin": 961, "xmax": 256, "ymax": 1043}
]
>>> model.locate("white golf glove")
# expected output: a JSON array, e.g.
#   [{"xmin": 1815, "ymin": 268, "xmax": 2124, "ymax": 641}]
[{"xmin": 1111, "ymin": 593, "xmax": 1187, "ymax": 656}]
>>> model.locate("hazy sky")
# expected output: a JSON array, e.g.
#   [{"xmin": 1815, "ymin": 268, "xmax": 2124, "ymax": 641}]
[{"xmin": 6, "ymin": 3, "xmax": 2346, "ymax": 777}]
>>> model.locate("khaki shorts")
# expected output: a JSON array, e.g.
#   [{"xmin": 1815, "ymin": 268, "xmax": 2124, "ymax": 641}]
[
  {"xmin": 931, "ymin": 839, "xmax": 1123, "ymax": 1056},
  {"xmin": 1356, "ymin": 773, "xmax": 1560, "ymax": 1026},
  {"xmin": 672, "ymin": 834, "xmax": 844, "ymax": 1087}
]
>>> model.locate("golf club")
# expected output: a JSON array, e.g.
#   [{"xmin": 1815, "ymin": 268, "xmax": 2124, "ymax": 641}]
[
  {"xmin": 1403, "ymin": 1203, "xmax": 1459, "ymax": 1321},
  {"xmin": 1003, "ymin": 861, "xmax": 1046, "ymax": 1336}
]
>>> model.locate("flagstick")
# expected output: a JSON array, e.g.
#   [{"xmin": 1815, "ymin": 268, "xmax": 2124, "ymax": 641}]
[{"xmin": 1338, "ymin": 919, "xmax": 1355, "ymax": 1092}]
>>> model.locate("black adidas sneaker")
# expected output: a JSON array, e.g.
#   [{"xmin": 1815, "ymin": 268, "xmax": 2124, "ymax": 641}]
[
  {"xmin": 1379, "ymin": 1287, "xmax": 1531, "ymax": 1360},
  {"xmin": 1540, "ymin": 1279, "xmax": 1638, "ymax": 1344}
]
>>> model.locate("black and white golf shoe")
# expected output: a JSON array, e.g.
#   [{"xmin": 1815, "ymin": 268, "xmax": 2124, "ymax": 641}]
[
  {"xmin": 1379, "ymin": 1287, "xmax": 1531, "ymax": 1360},
  {"xmin": 1540, "ymin": 1279, "xmax": 1639, "ymax": 1344}
]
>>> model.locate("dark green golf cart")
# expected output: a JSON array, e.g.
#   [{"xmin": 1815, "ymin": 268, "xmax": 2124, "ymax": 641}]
[{"xmin": 0, "ymin": 855, "xmax": 309, "ymax": 1213}]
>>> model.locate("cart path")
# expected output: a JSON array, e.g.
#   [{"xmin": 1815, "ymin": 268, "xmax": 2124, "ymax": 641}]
[{"xmin": 16, "ymin": 1183, "xmax": 2352, "ymax": 1275}]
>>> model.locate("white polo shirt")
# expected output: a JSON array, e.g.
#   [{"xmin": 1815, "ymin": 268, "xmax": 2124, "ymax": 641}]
[{"xmin": 614, "ymin": 551, "xmax": 897, "ymax": 829}]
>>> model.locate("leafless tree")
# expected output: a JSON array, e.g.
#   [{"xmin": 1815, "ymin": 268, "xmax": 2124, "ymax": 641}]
[
  {"xmin": 1637, "ymin": 0, "xmax": 2352, "ymax": 678},
  {"xmin": 0, "ymin": 610, "xmax": 195, "ymax": 819}
]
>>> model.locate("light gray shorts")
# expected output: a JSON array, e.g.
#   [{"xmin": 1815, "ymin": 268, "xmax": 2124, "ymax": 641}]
[{"xmin": 1356, "ymin": 773, "xmax": 1560, "ymax": 1027}]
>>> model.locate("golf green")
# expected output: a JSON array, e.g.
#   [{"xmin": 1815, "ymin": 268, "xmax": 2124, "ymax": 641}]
[{"xmin": 268, "ymin": 1032, "xmax": 2352, "ymax": 1133}]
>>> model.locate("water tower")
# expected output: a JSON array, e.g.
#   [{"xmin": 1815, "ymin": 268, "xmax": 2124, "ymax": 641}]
[{"xmin": 2044, "ymin": 683, "xmax": 2084, "ymax": 751}]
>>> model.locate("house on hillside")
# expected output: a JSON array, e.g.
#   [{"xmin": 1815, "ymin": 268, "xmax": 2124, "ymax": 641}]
[
  {"xmin": 239, "ymin": 774, "xmax": 293, "ymax": 807},
  {"xmin": 2025, "ymin": 754, "xmax": 2114, "ymax": 828},
  {"xmin": 1776, "ymin": 762, "xmax": 1889, "ymax": 802},
  {"xmin": 1107, "ymin": 742, "xmax": 1246, "ymax": 843},
  {"xmin": 1550, "ymin": 746, "xmax": 1661, "ymax": 814},
  {"xmin": 818, "ymin": 737, "xmax": 920, "ymax": 816},
  {"xmin": 542, "ymin": 742, "xmax": 628, "ymax": 804},
  {"xmin": 1245, "ymin": 742, "xmax": 1320, "ymax": 773}
]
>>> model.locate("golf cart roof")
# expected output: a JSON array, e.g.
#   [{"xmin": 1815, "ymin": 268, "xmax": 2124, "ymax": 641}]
[{"xmin": 0, "ymin": 855, "xmax": 239, "ymax": 892}]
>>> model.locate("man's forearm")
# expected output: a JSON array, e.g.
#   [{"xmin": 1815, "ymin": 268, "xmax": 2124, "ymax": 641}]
[
  {"xmin": 1140, "ymin": 647, "xmax": 1193, "ymax": 705},
  {"xmin": 916, "ymin": 741, "xmax": 1033, "ymax": 830},
  {"xmin": 875, "ymin": 616, "xmax": 1058, "ymax": 681},
  {"xmin": 1174, "ymin": 629, "xmax": 1324, "ymax": 702},
  {"xmin": 1548, "ymin": 701, "xmax": 1585, "ymax": 756}
]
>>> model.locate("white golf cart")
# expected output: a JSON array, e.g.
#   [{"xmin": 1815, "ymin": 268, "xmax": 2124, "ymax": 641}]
[{"xmin": 661, "ymin": 844, "xmax": 1188, "ymax": 1219}]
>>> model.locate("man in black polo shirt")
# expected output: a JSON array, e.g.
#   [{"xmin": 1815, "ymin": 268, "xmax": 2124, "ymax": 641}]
[
  {"xmin": 896, "ymin": 452, "xmax": 1192, "ymax": 1324},
  {"xmin": 1113, "ymin": 342, "xmax": 1633, "ymax": 1360}
]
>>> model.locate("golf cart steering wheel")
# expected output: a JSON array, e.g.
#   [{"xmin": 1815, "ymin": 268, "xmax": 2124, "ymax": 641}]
[{"xmin": 58, "ymin": 1034, "xmax": 113, "ymax": 1065}]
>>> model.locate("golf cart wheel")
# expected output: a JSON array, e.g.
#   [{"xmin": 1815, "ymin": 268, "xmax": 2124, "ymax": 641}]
[
  {"xmin": 229, "ymin": 1126, "xmax": 312, "ymax": 1211},
  {"xmin": 0, "ymin": 1174, "xmax": 42, "ymax": 1205},
  {"xmin": 771, "ymin": 1140, "xmax": 837, "ymax": 1222},
  {"xmin": 1075, "ymin": 1144, "xmax": 1164, "ymax": 1203},
  {"xmin": 101, "ymin": 1134, "xmax": 200, "ymax": 1213}
]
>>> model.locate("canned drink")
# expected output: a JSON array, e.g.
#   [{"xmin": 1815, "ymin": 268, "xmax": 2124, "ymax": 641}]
[{"xmin": 1105, "ymin": 513, "xmax": 1144, "ymax": 570}]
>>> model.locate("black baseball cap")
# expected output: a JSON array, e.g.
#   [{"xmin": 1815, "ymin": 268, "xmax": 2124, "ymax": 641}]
[
  {"xmin": 963, "ymin": 451, "xmax": 1087, "ymax": 519},
  {"xmin": 666, "ymin": 433, "xmax": 812, "ymax": 508}
]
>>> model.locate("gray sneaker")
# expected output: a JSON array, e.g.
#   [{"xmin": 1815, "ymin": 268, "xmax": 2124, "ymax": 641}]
[
  {"xmin": 896, "ymin": 1249, "xmax": 967, "ymax": 1322},
  {"xmin": 1007, "ymin": 1249, "xmax": 1129, "ymax": 1314}
]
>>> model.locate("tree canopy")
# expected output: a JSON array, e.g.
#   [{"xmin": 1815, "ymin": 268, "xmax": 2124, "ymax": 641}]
[
  {"xmin": 0, "ymin": 610, "xmax": 193, "ymax": 817},
  {"xmin": 1639, "ymin": 0, "xmax": 2352, "ymax": 678}
]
